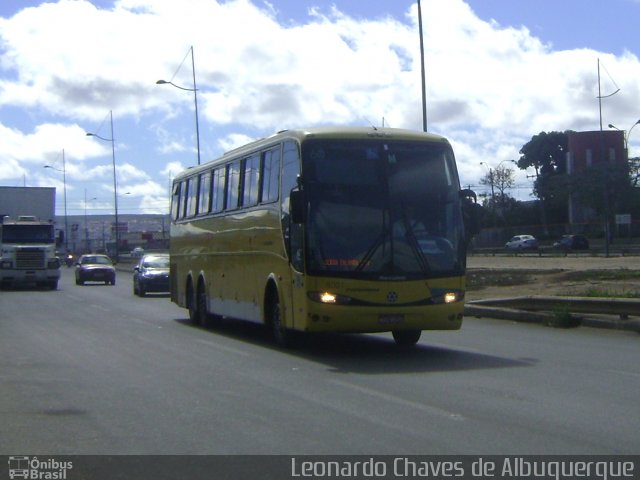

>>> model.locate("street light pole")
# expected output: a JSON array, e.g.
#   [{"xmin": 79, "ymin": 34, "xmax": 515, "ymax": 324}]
[
  {"xmin": 417, "ymin": 0, "xmax": 428, "ymax": 132},
  {"xmin": 86, "ymin": 110, "xmax": 119, "ymax": 262},
  {"xmin": 84, "ymin": 190, "xmax": 97, "ymax": 253},
  {"xmin": 157, "ymin": 45, "xmax": 201, "ymax": 165},
  {"xmin": 608, "ymin": 119, "xmax": 640, "ymax": 153},
  {"xmin": 44, "ymin": 149, "xmax": 68, "ymax": 253}
]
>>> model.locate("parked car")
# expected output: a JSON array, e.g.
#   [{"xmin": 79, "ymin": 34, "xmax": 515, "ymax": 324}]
[
  {"xmin": 505, "ymin": 234, "xmax": 539, "ymax": 251},
  {"xmin": 133, "ymin": 253, "xmax": 170, "ymax": 296},
  {"xmin": 553, "ymin": 234, "xmax": 590, "ymax": 251},
  {"xmin": 75, "ymin": 254, "xmax": 116, "ymax": 285}
]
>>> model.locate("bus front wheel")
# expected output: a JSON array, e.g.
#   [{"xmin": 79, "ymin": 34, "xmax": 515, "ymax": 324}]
[
  {"xmin": 392, "ymin": 329, "xmax": 421, "ymax": 347},
  {"xmin": 268, "ymin": 294, "xmax": 292, "ymax": 348}
]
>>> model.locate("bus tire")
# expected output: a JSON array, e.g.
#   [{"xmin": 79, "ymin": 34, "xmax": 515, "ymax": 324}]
[
  {"xmin": 268, "ymin": 292, "xmax": 292, "ymax": 348},
  {"xmin": 190, "ymin": 280, "xmax": 216, "ymax": 327},
  {"xmin": 187, "ymin": 280, "xmax": 198, "ymax": 324},
  {"xmin": 392, "ymin": 329, "xmax": 421, "ymax": 347}
]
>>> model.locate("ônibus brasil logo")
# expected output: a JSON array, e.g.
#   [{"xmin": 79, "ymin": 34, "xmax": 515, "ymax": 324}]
[{"xmin": 8, "ymin": 456, "xmax": 72, "ymax": 479}]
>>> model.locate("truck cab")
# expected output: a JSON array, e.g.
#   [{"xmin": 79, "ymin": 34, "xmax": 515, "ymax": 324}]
[{"xmin": 0, "ymin": 216, "xmax": 61, "ymax": 289}]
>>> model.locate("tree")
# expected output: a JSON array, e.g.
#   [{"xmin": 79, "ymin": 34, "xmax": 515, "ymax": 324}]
[
  {"xmin": 480, "ymin": 165, "xmax": 515, "ymax": 202},
  {"xmin": 629, "ymin": 156, "xmax": 640, "ymax": 187},
  {"xmin": 479, "ymin": 165, "xmax": 515, "ymax": 224},
  {"xmin": 571, "ymin": 160, "xmax": 636, "ymax": 222},
  {"xmin": 517, "ymin": 131, "xmax": 572, "ymax": 230}
]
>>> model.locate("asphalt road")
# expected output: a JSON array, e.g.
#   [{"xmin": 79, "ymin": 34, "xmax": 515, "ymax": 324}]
[{"xmin": 1, "ymin": 267, "xmax": 639, "ymax": 455}]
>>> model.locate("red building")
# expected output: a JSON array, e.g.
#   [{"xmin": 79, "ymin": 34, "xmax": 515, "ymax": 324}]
[
  {"xmin": 566, "ymin": 130, "xmax": 626, "ymax": 225},
  {"xmin": 567, "ymin": 130, "xmax": 626, "ymax": 173}
]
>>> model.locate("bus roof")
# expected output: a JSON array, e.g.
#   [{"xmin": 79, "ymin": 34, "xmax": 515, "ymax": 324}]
[{"xmin": 175, "ymin": 126, "xmax": 451, "ymax": 179}]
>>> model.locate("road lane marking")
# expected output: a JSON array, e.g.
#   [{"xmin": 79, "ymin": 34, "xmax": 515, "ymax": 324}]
[
  {"xmin": 194, "ymin": 338, "xmax": 253, "ymax": 357},
  {"xmin": 607, "ymin": 369, "xmax": 640, "ymax": 379},
  {"xmin": 328, "ymin": 378, "xmax": 464, "ymax": 421}
]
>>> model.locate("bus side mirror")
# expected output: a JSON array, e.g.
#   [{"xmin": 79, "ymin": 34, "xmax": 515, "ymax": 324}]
[
  {"xmin": 460, "ymin": 189, "xmax": 481, "ymax": 236},
  {"xmin": 290, "ymin": 190, "xmax": 306, "ymax": 224}
]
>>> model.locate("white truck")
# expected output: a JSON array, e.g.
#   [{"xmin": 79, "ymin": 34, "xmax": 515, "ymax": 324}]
[{"xmin": 0, "ymin": 216, "xmax": 61, "ymax": 290}]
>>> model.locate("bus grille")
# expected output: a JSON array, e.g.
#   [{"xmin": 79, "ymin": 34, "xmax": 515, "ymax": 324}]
[{"xmin": 16, "ymin": 248, "xmax": 46, "ymax": 269}]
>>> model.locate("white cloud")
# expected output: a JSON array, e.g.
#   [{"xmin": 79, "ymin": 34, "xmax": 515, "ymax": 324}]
[
  {"xmin": 161, "ymin": 161, "xmax": 188, "ymax": 179},
  {"xmin": 218, "ymin": 133, "xmax": 256, "ymax": 153}
]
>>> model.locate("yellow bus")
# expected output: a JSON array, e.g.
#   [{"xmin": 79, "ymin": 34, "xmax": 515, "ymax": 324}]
[{"xmin": 170, "ymin": 127, "xmax": 476, "ymax": 347}]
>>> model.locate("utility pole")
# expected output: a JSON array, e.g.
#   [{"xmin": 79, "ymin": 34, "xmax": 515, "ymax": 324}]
[{"xmin": 417, "ymin": 0, "xmax": 428, "ymax": 132}]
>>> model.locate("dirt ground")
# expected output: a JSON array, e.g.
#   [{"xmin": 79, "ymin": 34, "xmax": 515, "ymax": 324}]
[{"xmin": 465, "ymin": 254, "xmax": 640, "ymax": 301}]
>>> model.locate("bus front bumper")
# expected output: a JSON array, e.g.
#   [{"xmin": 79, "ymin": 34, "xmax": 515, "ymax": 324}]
[{"xmin": 301, "ymin": 301, "xmax": 465, "ymax": 333}]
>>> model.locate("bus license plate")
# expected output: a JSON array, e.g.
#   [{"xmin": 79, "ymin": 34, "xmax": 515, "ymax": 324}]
[{"xmin": 379, "ymin": 315, "xmax": 404, "ymax": 325}]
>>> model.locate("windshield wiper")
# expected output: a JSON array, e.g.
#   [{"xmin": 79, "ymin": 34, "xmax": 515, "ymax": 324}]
[
  {"xmin": 355, "ymin": 229, "xmax": 388, "ymax": 272},
  {"xmin": 355, "ymin": 210, "xmax": 393, "ymax": 272},
  {"xmin": 400, "ymin": 217, "xmax": 431, "ymax": 274}
]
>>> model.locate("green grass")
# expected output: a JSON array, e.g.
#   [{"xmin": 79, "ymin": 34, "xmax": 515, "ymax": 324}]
[
  {"xmin": 561, "ymin": 269, "xmax": 640, "ymax": 282},
  {"xmin": 578, "ymin": 288, "xmax": 640, "ymax": 299}
]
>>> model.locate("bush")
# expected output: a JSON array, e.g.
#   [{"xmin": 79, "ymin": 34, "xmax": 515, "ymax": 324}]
[{"xmin": 547, "ymin": 306, "xmax": 581, "ymax": 328}]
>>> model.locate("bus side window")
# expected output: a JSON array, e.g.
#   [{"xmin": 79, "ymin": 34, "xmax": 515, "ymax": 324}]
[
  {"xmin": 181, "ymin": 179, "xmax": 191, "ymax": 219},
  {"xmin": 198, "ymin": 171, "xmax": 212, "ymax": 215},
  {"xmin": 185, "ymin": 176, "xmax": 198, "ymax": 218},
  {"xmin": 261, "ymin": 147, "xmax": 280, "ymax": 204},
  {"xmin": 281, "ymin": 140, "xmax": 304, "ymax": 272},
  {"xmin": 226, "ymin": 161, "xmax": 241, "ymax": 210},
  {"xmin": 281, "ymin": 141, "xmax": 300, "ymax": 212},
  {"xmin": 211, "ymin": 167, "xmax": 225, "ymax": 213},
  {"xmin": 171, "ymin": 181, "xmax": 182, "ymax": 221},
  {"xmin": 243, "ymin": 154, "xmax": 260, "ymax": 207}
]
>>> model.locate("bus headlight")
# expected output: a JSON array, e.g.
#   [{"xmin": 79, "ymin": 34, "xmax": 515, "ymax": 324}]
[
  {"xmin": 308, "ymin": 291, "xmax": 352, "ymax": 305},
  {"xmin": 430, "ymin": 288, "xmax": 463, "ymax": 304},
  {"xmin": 320, "ymin": 292, "xmax": 336, "ymax": 304},
  {"xmin": 444, "ymin": 292, "xmax": 458, "ymax": 304}
]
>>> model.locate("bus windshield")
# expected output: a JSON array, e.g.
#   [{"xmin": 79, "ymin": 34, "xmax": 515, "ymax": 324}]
[{"xmin": 302, "ymin": 138, "xmax": 465, "ymax": 280}]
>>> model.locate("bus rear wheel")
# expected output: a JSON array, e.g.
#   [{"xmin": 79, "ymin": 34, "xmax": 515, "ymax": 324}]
[
  {"xmin": 392, "ymin": 329, "xmax": 421, "ymax": 347},
  {"xmin": 189, "ymin": 281, "xmax": 217, "ymax": 327},
  {"xmin": 187, "ymin": 282, "xmax": 200, "ymax": 325}
]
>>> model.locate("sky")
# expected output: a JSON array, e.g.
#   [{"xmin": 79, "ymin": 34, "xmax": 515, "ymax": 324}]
[{"xmin": 1, "ymin": 0, "xmax": 639, "ymax": 216}]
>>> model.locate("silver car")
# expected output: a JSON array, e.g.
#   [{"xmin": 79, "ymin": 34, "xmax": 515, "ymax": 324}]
[{"xmin": 505, "ymin": 235, "xmax": 539, "ymax": 251}]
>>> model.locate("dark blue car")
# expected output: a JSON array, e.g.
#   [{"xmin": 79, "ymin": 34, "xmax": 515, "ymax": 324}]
[{"xmin": 133, "ymin": 253, "xmax": 170, "ymax": 296}]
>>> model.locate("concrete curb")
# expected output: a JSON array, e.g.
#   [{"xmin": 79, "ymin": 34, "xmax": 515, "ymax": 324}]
[{"xmin": 464, "ymin": 304, "xmax": 640, "ymax": 333}]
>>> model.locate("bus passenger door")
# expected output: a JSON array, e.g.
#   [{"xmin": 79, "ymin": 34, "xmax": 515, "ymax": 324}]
[
  {"xmin": 287, "ymin": 222, "xmax": 306, "ymax": 330},
  {"xmin": 280, "ymin": 139, "xmax": 305, "ymax": 330}
]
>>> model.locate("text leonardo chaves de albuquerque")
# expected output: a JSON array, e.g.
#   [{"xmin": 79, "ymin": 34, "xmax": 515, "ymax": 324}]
[{"xmin": 290, "ymin": 457, "xmax": 635, "ymax": 479}]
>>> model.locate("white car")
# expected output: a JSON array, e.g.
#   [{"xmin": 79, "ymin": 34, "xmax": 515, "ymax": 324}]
[{"xmin": 505, "ymin": 235, "xmax": 539, "ymax": 251}]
